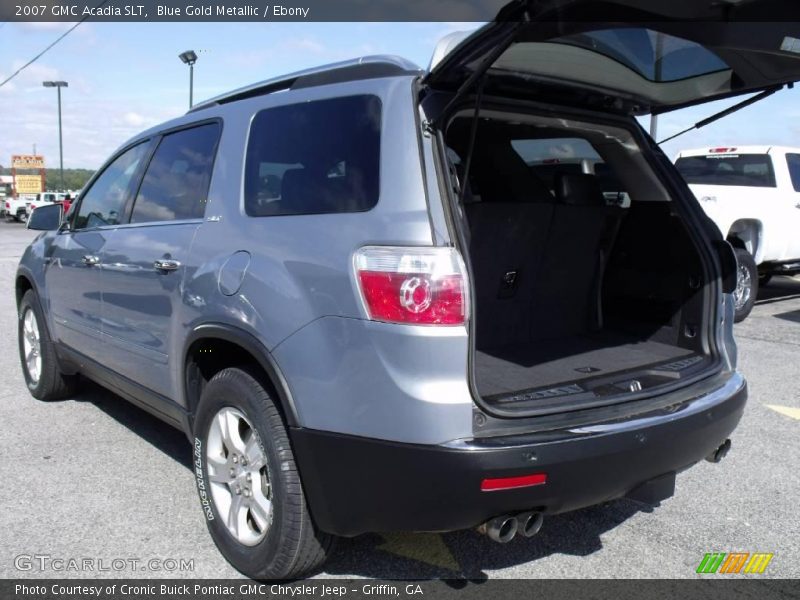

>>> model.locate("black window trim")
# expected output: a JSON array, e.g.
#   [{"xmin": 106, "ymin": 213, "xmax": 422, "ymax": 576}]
[
  {"xmin": 66, "ymin": 137, "xmax": 155, "ymax": 233},
  {"xmin": 123, "ymin": 117, "xmax": 224, "ymax": 228},
  {"xmin": 243, "ymin": 94, "xmax": 383, "ymax": 218}
]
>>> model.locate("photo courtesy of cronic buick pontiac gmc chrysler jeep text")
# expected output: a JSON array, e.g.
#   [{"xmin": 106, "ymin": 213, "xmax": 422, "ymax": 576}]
[{"xmin": 16, "ymin": 0, "xmax": 800, "ymax": 579}]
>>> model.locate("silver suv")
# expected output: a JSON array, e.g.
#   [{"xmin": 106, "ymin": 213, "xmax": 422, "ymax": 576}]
[{"xmin": 17, "ymin": 2, "xmax": 800, "ymax": 579}]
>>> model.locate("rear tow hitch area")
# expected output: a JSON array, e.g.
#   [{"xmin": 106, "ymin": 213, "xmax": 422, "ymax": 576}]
[
  {"xmin": 625, "ymin": 472, "xmax": 676, "ymax": 505},
  {"xmin": 706, "ymin": 438, "xmax": 732, "ymax": 463},
  {"xmin": 478, "ymin": 511, "xmax": 544, "ymax": 543}
]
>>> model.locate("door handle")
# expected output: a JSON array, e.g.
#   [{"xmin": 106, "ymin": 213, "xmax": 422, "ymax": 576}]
[
  {"xmin": 81, "ymin": 255, "xmax": 100, "ymax": 266},
  {"xmin": 154, "ymin": 259, "xmax": 181, "ymax": 272}
]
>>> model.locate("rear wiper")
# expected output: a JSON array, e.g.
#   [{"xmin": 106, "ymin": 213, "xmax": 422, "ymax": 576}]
[{"xmin": 658, "ymin": 84, "xmax": 788, "ymax": 145}]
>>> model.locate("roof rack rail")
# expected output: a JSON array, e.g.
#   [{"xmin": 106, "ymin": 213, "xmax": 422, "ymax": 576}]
[{"xmin": 189, "ymin": 55, "xmax": 422, "ymax": 113}]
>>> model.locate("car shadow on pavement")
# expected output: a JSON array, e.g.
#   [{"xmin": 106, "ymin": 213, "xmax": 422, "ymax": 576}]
[
  {"xmin": 323, "ymin": 500, "xmax": 649, "ymax": 580},
  {"xmin": 70, "ymin": 380, "xmax": 651, "ymax": 580},
  {"xmin": 74, "ymin": 379, "xmax": 193, "ymax": 470},
  {"xmin": 755, "ymin": 275, "xmax": 800, "ymax": 306}
]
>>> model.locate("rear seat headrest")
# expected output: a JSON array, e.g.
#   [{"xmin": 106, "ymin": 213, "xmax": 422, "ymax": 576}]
[
  {"xmin": 471, "ymin": 140, "xmax": 554, "ymax": 204},
  {"xmin": 555, "ymin": 173, "xmax": 606, "ymax": 207}
]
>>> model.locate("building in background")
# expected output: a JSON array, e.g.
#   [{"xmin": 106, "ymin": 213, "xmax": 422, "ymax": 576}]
[{"xmin": 0, "ymin": 175, "xmax": 13, "ymax": 198}]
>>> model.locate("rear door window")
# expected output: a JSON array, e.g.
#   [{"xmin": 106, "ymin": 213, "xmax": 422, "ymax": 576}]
[
  {"xmin": 675, "ymin": 154, "xmax": 776, "ymax": 187},
  {"xmin": 244, "ymin": 95, "xmax": 381, "ymax": 216},
  {"xmin": 786, "ymin": 154, "xmax": 800, "ymax": 192},
  {"xmin": 130, "ymin": 122, "xmax": 220, "ymax": 223}
]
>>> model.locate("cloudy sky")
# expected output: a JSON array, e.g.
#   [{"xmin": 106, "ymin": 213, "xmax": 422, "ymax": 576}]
[{"xmin": 2, "ymin": 21, "xmax": 800, "ymax": 170}]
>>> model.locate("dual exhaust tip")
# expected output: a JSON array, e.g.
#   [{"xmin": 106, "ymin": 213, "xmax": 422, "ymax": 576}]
[
  {"xmin": 478, "ymin": 439, "xmax": 733, "ymax": 543},
  {"xmin": 478, "ymin": 511, "xmax": 544, "ymax": 543}
]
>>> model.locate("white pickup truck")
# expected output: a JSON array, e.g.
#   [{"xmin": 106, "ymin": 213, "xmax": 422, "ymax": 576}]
[
  {"xmin": 4, "ymin": 195, "xmax": 35, "ymax": 222},
  {"xmin": 26, "ymin": 191, "xmax": 68, "ymax": 217},
  {"xmin": 675, "ymin": 146, "xmax": 800, "ymax": 321}
]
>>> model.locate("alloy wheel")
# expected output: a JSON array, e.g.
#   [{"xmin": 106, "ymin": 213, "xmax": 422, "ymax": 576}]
[
  {"xmin": 733, "ymin": 262, "xmax": 752, "ymax": 310},
  {"xmin": 206, "ymin": 407, "xmax": 272, "ymax": 546},
  {"xmin": 22, "ymin": 308, "xmax": 42, "ymax": 385}
]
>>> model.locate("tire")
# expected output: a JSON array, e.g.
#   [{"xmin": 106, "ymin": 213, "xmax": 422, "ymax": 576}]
[
  {"xmin": 758, "ymin": 274, "xmax": 772, "ymax": 287},
  {"xmin": 733, "ymin": 248, "xmax": 758, "ymax": 323},
  {"xmin": 18, "ymin": 289, "xmax": 77, "ymax": 400},
  {"xmin": 192, "ymin": 367, "xmax": 334, "ymax": 579}
]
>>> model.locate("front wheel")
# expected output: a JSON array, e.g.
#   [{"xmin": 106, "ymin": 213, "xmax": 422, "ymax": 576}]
[
  {"xmin": 733, "ymin": 248, "xmax": 758, "ymax": 323},
  {"xmin": 18, "ymin": 290, "xmax": 77, "ymax": 399},
  {"xmin": 192, "ymin": 367, "xmax": 334, "ymax": 579}
]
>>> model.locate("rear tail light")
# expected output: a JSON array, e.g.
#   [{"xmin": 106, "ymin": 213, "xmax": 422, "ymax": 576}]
[
  {"xmin": 710, "ymin": 147, "xmax": 737, "ymax": 153},
  {"xmin": 354, "ymin": 246, "xmax": 468, "ymax": 325},
  {"xmin": 4, "ymin": 202, "xmax": 8, "ymax": 209}
]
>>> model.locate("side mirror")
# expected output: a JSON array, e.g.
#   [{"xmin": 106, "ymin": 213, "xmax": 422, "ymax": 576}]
[{"xmin": 27, "ymin": 203, "xmax": 63, "ymax": 231}]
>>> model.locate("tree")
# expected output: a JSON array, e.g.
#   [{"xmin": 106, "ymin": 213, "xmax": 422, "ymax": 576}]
[{"xmin": 43, "ymin": 168, "xmax": 95, "ymax": 191}]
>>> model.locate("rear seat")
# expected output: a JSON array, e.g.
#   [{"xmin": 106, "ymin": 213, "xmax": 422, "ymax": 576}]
[
  {"xmin": 464, "ymin": 140, "xmax": 555, "ymax": 349},
  {"xmin": 530, "ymin": 173, "xmax": 622, "ymax": 340}
]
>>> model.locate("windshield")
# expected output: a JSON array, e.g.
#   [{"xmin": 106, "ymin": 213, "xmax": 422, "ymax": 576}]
[{"xmin": 675, "ymin": 154, "xmax": 776, "ymax": 188}]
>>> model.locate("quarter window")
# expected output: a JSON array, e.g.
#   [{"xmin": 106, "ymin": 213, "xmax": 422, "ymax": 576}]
[
  {"xmin": 244, "ymin": 95, "xmax": 381, "ymax": 216},
  {"xmin": 74, "ymin": 142, "xmax": 150, "ymax": 230},
  {"xmin": 131, "ymin": 122, "xmax": 220, "ymax": 223},
  {"xmin": 786, "ymin": 154, "xmax": 800, "ymax": 192}
]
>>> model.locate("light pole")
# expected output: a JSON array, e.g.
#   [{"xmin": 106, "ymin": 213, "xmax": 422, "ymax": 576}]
[
  {"xmin": 179, "ymin": 50, "xmax": 198, "ymax": 108},
  {"xmin": 43, "ymin": 80, "xmax": 68, "ymax": 191}
]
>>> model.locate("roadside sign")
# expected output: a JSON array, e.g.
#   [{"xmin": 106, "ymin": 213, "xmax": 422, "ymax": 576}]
[
  {"xmin": 11, "ymin": 155, "xmax": 45, "ymax": 169},
  {"xmin": 10, "ymin": 154, "xmax": 46, "ymax": 198},
  {"xmin": 14, "ymin": 175, "xmax": 43, "ymax": 194}
]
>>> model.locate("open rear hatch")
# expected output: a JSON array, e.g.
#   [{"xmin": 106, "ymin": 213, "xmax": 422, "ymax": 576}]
[
  {"xmin": 425, "ymin": 0, "xmax": 800, "ymax": 417},
  {"xmin": 426, "ymin": 0, "xmax": 800, "ymax": 117}
]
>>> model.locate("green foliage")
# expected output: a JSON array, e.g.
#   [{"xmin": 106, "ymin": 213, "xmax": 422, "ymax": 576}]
[
  {"xmin": 0, "ymin": 167, "xmax": 95, "ymax": 192},
  {"xmin": 43, "ymin": 168, "xmax": 95, "ymax": 191}
]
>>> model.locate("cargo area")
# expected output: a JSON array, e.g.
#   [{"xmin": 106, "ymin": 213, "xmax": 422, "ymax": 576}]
[{"xmin": 446, "ymin": 111, "xmax": 716, "ymax": 415}]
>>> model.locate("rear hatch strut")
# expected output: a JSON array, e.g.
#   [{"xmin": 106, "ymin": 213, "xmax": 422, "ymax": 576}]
[{"xmin": 658, "ymin": 84, "xmax": 789, "ymax": 145}]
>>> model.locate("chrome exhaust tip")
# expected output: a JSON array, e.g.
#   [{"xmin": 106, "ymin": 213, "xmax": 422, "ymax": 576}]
[
  {"xmin": 478, "ymin": 515, "xmax": 518, "ymax": 543},
  {"xmin": 517, "ymin": 511, "xmax": 544, "ymax": 537}
]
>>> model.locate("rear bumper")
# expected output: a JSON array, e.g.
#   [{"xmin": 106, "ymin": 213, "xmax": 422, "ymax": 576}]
[{"xmin": 291, "ymin": 373, "xmax": 747, "ymax": 537}]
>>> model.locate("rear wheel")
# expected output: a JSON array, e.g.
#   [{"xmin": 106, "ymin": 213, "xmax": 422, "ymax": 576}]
[
  {"xmin": 192, "ymin": 367, "xmax": 334, "ymax": 579},
  {"xmin": 733, "ymin": 248, "xmax": 758, "ymax": 322},
  {"xmin": 18, "ymin": 290, "xmax": 77, "ymax": 400}
]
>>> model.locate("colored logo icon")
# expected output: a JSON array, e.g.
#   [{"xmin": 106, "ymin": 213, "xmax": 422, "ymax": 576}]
[{"xmin": 697, "ymin": 552, "xmax": 774, "ymax": 574}]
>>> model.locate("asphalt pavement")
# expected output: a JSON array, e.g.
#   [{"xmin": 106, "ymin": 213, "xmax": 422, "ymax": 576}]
[{"xmin": 0, "ymin": 220, "xmax": 797, "ymax": 580}]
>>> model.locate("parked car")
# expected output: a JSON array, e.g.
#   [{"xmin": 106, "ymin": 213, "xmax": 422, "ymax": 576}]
[
  {"xmin": 17, "ymin": 1, "xmax": 800, "ymax": 579},
  {"xmin": 5, "ymin": 195, "xmax": 33, "ymax": 222},
  {"xmin": 675, "ymin": 146, "xmax": 800, "ymax": 321}
]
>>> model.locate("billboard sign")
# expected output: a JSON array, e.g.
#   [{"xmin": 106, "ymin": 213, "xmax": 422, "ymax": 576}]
[
  {"xmin": 12, "ymin": 155, "xmax": 45, "ymax": 169},
  {"xmin": 14, "ymin": 175, "xmax": 44, "ymax": 194}
]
